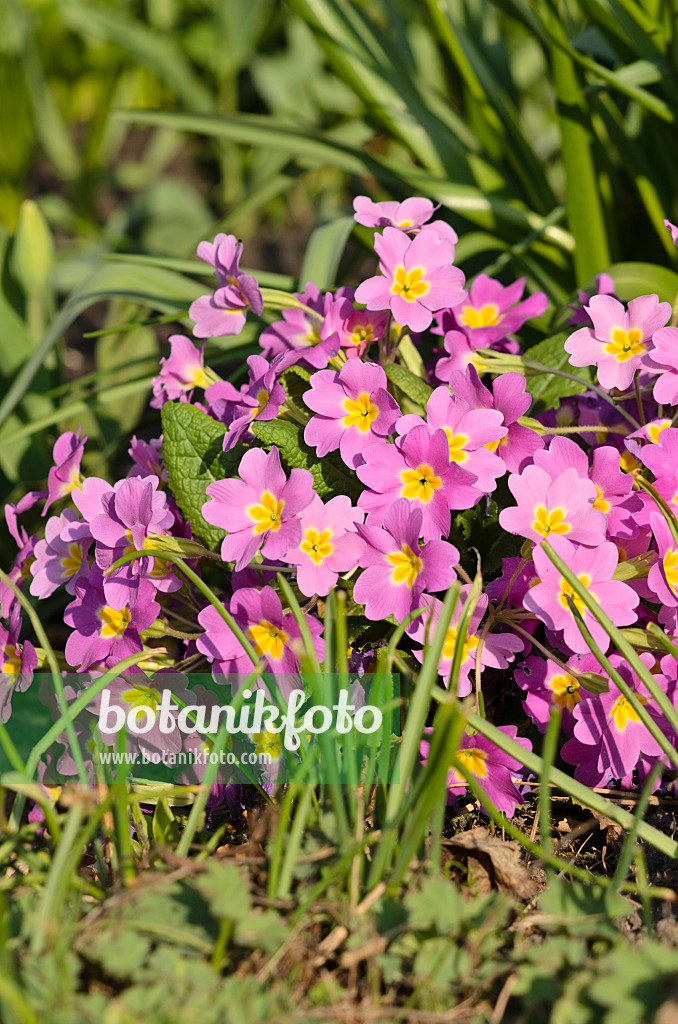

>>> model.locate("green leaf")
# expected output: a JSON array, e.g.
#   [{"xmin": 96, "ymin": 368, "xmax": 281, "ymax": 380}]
[
  {"xmin": 384, "ymin": 362, "xmax": 433, "ymax": 415},
  {"xmin": 538, "ymin": 879, "xmax": 632, "ymax": 927},
  {"xmin": 299, "ymin": 215, "xmax": 354, "ymax": 290},
  {"xmin": 195, "ymin": 862, "xmax": 252, "ymax": 922},
  {"xmin": 405, "ymin": 877, "xmax": 463, "ymax": 934},
  {"xmin": 523, "ymin": 332, "xmax": 592, "ymax": 406},
  {"xmin": 152, "ymin": 798, "xmax": 181, "ymax": 847},
  {"xmin": 600, "ymin": 262, "xmax": 678, "ymax": 304},
  {"xmin": 161, "ymin": 402, "xmax": 241, "ymax": 550},
  {"xmin": 252, "ymin": 418, "xmax": 362, "ymax": 501}
]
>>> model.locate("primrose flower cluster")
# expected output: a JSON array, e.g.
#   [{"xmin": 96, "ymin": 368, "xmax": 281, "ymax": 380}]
[{"xmin": 4, "ymin": 198, "xmax": 678, "ymax": 821}]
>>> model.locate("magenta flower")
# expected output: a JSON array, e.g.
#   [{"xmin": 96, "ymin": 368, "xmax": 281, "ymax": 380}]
[
  {"xmin": 43, "ymin": 428, "xmax": 87, "ymax": 515},
  {"xmin": 410, "ymin": 588, "xmax": 522, "ymax": 696},
  {"xmin": 29, "ymin": 509, "xmax": 91, "ymax": 599},
  {"xmin": 353, "ymin": 195, "xmax": 458, "ymax": 246},
  {"xmin": 357, "ymin": 426, "xmax": 458, "ymax": 542},
  {"xmin": 515, "ymin": 653, "xmax": 596, "ymax": 734},
  {"xmin": 259, "ymin": 283, "xmax": 339, "ymax": 369},
  {"xmin": 647, "ymin": 512, "xmax": 678, "ymax": 607},
  {"xmin": 434, "ymin": 328, "xmax": 479, "ymax": 378},
  {"xmin": 420, "ymin": 725, "xmax": 532, "ymax": 818},
  {"xmin": 499, "ymin": 464, "xmax": 606, "ymax": 546},
  {"xmin": 196, "ymin": 585, "xmax": 323, "ymax": 680},
  {"xmin": 64, "ymin": 566, "xmax": 159, "ymax": 670},
  {"xmin": 353, "ymin": 499, "xmax": 458, "ymax": 621},
  {"xmin": 665, "ymin": 219, "xmax": 678, "ymax": 246},
  {"xmin": 320, "ymin": 294, "xmax": 388, "ymax": 358},
  {"xmin": 189, "ymin": 233, "xmax": 264, "ymax": 338},
  {"xmin": 91, "ymin": 670, "xmax": 192, "ymax": 762},
  {"xmin": 568, "ymin": 654, "xmax": 666, "ymax": 781},
  {"xmin": 90, "ymin": 476, "xmax": 177, "ymax": 608},
  {"xmin": 0, "ymin": 605, "xmax": 37, "ymax": 723},
  {"xmin": 150, "ymin": 335, "xmax": 215, "ymax": 408},
  {"xmin": 568, "ymin": 272, "xmax": 616, "ymax": 327},
  {"xmin": 0, "ymin": 503, "xmax": 38, "ymax": 618},
  {"xmin": 284, "ymin": 494, "xmax": 365, "ymax": 597},
  {"xmin": 128, "ymin": 436, "xmax": 165, "ymax": 481},
  {"xmin": 396, "ymin": 385, "xmax": 507, "ymax": 493},
  {"xmin": 355, "ymin": 227, "xmax": 465, "ymax": 333},
  {"xmin": 642, "ymin": 326, "xmax": 678, "ymax": 405},
  {"xmin": 450, "ymin": 274, "xmax": 547, "ymax": 347},
  {"xmin": 206, "ymin": 354, "xmax": 285, "ymax": 451},
  {"xmin": 202, "ymin": 446, "xmax": 314, "ymax": 570},
  {"xmin": 564, "ymin": 294, "xmax": 671, "ymax": 391},
  {"xmin": 523, "ymin": 536, "xmax": 639, "ymax": 654},
  {"xmin": 303, "ymin": 359, "xmax": 401, "ymax": 469}
]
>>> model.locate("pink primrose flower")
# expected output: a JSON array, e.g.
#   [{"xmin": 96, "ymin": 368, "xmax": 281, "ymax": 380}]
[
  {"xmin": 355, "ymin": 227, "xmax": 465, "ymax": 333},
  {"xmin": 0, "ymin": 604, "xmax": 37, "ymax": 723},
  {"xmin": 320, "ymin": 294, "xmax": 388, "ymax": 358},
  {"xmin": 150, "ymin": 335, "xmax": 211, "ymax": 408},
  {"xmin": 202, "ymin": 446, "xmax": 314, "ymax": 570},
  {"xmin": 353, "ymin": 195, "xmax": 457, "ymax": 246},
  {"xmin": 206, "ymin": 354, "xmax": 285, "ymax": 451},
  {"xmin": 29, "ymin": 509, "xmax": 91, "ymax": 600},
  {"xmin": 189, "ymin": 233, "xmax": 263, "ymax": 339},
  {"xmin": 499, "ymin": 464, "xmax": 606, "ymax": 546},
  {"xmin": 303, "ymin": 359, "xmax": 401, "ymax": 469},
  {"xmin": 353, "ymin": 499, "xmax": 458, "ymax": 621},
  {"xmin": 43, "ymin": 428, "xmax": 87, "ymax": 515},
  {"xmin": 284, "ymin": 494, "xmax": 365, "ymax": 597},
  {"xmin": 564, "ymin": 294, "xmax": 671, "ymax": 391},
  {"xmin": 642, "ymin": 326, "xmax": 678, "ymax": 405},
  {"xmin": 259, "ymin": 283, "xmax": 343, "ymax": 370},
  {"xmin": 515, "ymin": 652, "xmax": 597, "ymax": 734},
  {"xmin": 568, "ymin": 273, "xmax": 616, "ymax": 327},
  {"xmin": 450, "ymin": 274, "xmax": 547, "ymax": 347},
  {"xmin": 523, "ymin": 536, "xmax": 639, "ymax": 655}
]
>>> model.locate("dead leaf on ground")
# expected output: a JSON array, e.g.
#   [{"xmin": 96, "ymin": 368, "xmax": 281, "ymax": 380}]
[{"xmin": 443, "ymin": 827, "xmax": 538, "ymax": 901}]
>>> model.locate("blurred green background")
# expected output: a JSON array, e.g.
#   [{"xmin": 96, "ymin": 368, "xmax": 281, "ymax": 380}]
[{"xmin": 1, "ymin": 0, "xmax": 678, "ymax": 518}]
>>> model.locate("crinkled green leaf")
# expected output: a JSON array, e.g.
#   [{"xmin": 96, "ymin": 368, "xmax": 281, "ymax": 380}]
[
  {"xmin": 523, "ymin": 332, "xmax": 592, "ymax": 407},
  {"xmin": 252, "ymin": 418, "xmax": 362, "ymax": 502},
  {"xmin": 195, "ymin": 862, "xmax": 252, "ymax": 922},
  {"xmin": 161, "ymin": 401, "xmax": 242, "ymax": 551},
  {"xmin": 384, "ymin": 362, "xmax": 434, "ymax": 415}
]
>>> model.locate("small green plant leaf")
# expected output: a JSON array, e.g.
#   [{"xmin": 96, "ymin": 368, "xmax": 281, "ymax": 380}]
[
  {"xmin": 195, "ymin": 862, "xmax": 252, "ymax": 922},
  {"xmin": 252, "ymin": 418, "xmax": 362, "ymax": 501},
  {"xmin": 384, "ymin": 362, "xmax": 434, "ymax": 414}
]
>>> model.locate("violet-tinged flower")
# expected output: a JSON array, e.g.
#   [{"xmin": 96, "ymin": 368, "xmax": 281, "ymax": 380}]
[
  {"xmin": 665, "ymin": 219, "xmax": 678, "ymax": 246},
  {"xmin": 320, "ymin": 294, "xmax": 388, "ymax": 358},
  {"xmin": 150, "ymin": 335, "xmax": 216, "ymax": 408},
  {"xmin": 357, "ymin": 426, "xmax": 458, "ymax": 542},
  {"xmin": 90, "ymin": 670, "xmax": 192, "ymax": 762},
  {"xmin": 450, "ymin": 274, "xmax": 547, "ymax": 347},
  {"xmin": 284, "ymin": 494, "xmax": 365, "ymax": 597},
  {"xmin": 196, "ymin": 585, "xmax": 323, "ymax": 682},
  {"xmin": 128, "ymin": 435, "xmax": 166, "ymax": 481},
  {"xmin": 564, "ymin": 294, "xmax": 671, "ymax": 391},
  {"xmin": 396, "ymin": 385, "xmax": 506, "ymax": 493},
  {"xmin": 259, "ymin": 283, "xmax": 340, "ymax": 369},
  {"xmin": 90, "ymin": 476, "xmax": 177, "ymax": 608},
  {"xmin": 1, "ymin": 502, "xmax": 38, "ymax": 618},
  {"xmin": 43, "ymin": 428, "xmax": 87, "ymax": 515},
  {"xmin": 203, "ymin": 446, "xmax": 314, "ymax": 570},
  {"xmin": 303, "ymin": 359, "xmax": 401, "ymax": 469},
  {"xmin": 434, "ymin": 328, "xmax": 479, "ymax": 378},
  {"xmin": 485, "ymin": 556, "xmax": 540, "ymax": 610},
  {"xmin": 206, "ymin": 354, "xmax": 285, "ymax": 451},
  {"xmin": 634, "ymin": 427, "xmax": 678, "ymax": 515},
  {"xmin": 64, "ymin": 566, "xmax": 159, "ymax": 670},
  {"xmin": 568, "ymin": 272, "xmax": 616, "ymax": 327},
  {"xmin": 647, "ymin": 512, "xmax": 678, "ymax": 606},
  {"xmin": 515, "ymin": 653, "xmax": 597, "ymax": 734},
  {"xmin": 353, "ymin": 195, "xmax": 458, "ymax": 246},
  {"xmin": 353, "ymin": 499, "xmax": 458, "ymax": 621},
  {"xmin": 189, "ymin": 233, "xmax": 263, "ymax": 339},
  {"xmin": 355, "ymin": 227, "xmax": 465, "ymax": 333},
  {"xmin": 568, "ymin": 654, "xmax": 666, "ymax": 781},
  {"xmin": 642, "ymin": 326, "xmax": 678, "ymax": 405},
  {"xmin": 523, "ymin": 536, "xmax": 639, "ymax": 655},
  {"xmin": 29, "ymin": 509, "xmax": 91, "ymax": 599},
  {"xmin": 499, "ymin": 464, "xmax": 606, "ymax": 546},
  {"xmin": 0, "ymin": 604, "xmax": 37, "ymax": 723},
  {"xmin": 420, "ymin": 725, "xmax": 532, "ymax": 817},
  {"xmin": 410, "ymin": 589, "xmax": 522, "ymax": 696}
]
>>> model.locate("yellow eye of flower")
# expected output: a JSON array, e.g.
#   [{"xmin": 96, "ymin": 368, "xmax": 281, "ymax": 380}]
[{"xmin": 249, "ymin": 492, "xmax": 284, "ymax": 534}]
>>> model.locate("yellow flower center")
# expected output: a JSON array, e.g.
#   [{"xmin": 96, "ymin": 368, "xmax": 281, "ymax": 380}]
[
  {"xmin": 443, "ymin": 428, "xmax": 469, "ymax": 463},
  {"xmin": 391, "ymin": 266, "xmax": 429, "ymax": 302},
  {"xmin": 188, "ymin": 365, "xmax": 210, "ymax": 389},
  {"xmin": 61, "ymin": 543, "xmax": 84, "ymax": 578},
  {"xmin": 252, "ymin": 389, "xmax": 269, "ymax": 417},
  {"xmin": 2, "ymin": 645, "xmax": 21, "ymax": 676},
  {"xmin": 249, "ymin": 492, "xmax": 284, "ymax": 534},
  {"xmin": 248, "ymin": 621, "xmax": 289, "ymax": 661},
  {"xmin": 619, "ymin": 450, "xmax": 641, "ymax": 474},
  {"xmin": 663, "ymin": 549, "xmax": 678, "ymax": 593},
  {"xmin": 350, "ymin": 325, "xmax": 374, "ymax": 346},
  {"xmin": 401, "ymin": 464, "xmax": 442, "ymax": 503},
  {"xmin": 648, "ymin": 420, "xmax": 672, "ymax": 444},
  {"xmin": 300, "ymin": 528, "xmax": 333, "ymax": 565},
  {"xmin": 609, "ymin": 693, "xmax": 647, "ymax": 730},
  {"xmin": 605, "ymin": 327, "xmax": 644, "ymax": 361},
  {"xmin": 558, "ymin": 576, "xmax": 591, "ymax": 616},
  {"xmin": 386, "ymin": 544, "xmax": 423, "ymax": 588},
  {"xmin": 342, "ymin": 392, "xmax": 379, "ymax": 431},
  {"xmin": 99, "ymin": 606, "xmax": 131, "ymax": 638},
  {"xmin": 592, "ymin": 486, "xmax": 610, "ymax": 514},
  {"xmin": 459, "ymin": 304, "xmax": 501, "ymax": 329},
  {"xmin": 252, "ymin": 729, "xmax": 283, "ymax": 760},
  {"xmin": 549, "ymin": 672, "xmax": 581, "ymax": 711},
  {"xmin": 442, "ymin": 627, "xmax": 479, "ymax": 664},
  {"xmin": 532, "ymin": 506, "xmax": 570, "ymax": 537},
  {"xmin": 122, "ymin": 686, "xmax": 162, "ymax": 712},
  {"xmin": 452, "ymin": 747, "xmax": 488, "ymax": 782}
]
